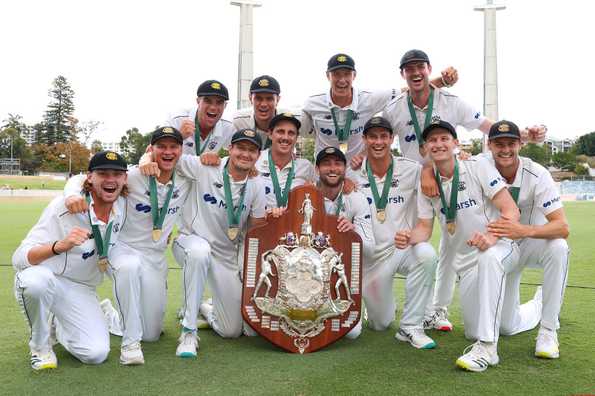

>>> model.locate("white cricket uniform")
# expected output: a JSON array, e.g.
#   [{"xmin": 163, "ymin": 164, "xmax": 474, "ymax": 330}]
[
  {"xmin": 165, "ymin": 106, "xmax": 235, "ymax": 155},
  {"xmin": 417, "ymin": 157, "xmax": 522, "ymax": 343},
  {"xmin": 384, "ymin": 87, "xmax": 485, "ymax": 162},
  {"xmin": 173, "ymin": 155, "xmax": 266, "ymax": 338},
  {"xmin": 233, "ymin": 107, "xmax": 299, "ymax": 149},
  {"xmin": 323, "ymin": 190, "xmax": 376, "ymax": 339},
  {"xmin": 301, "ymin": 88, "xmax": 398, "ymax": 161},
  {"xmin": 348, "ymin": 156, "xmax": 437, "ymax": 331},
  {"xmin": 255, "ymin": 149, "xmax": 315, "ymax": 209},
  {"xmin": 12, "ymin": 195, "xmax": 125, "ymax": 364},
  {"xmin": 64, "ymin": 168, "xmax": 192, "ymax": 346}
]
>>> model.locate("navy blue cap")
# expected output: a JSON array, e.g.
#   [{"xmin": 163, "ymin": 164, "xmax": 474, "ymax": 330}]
[
  {"xmin": 197, "ymin": 80, "xmax": 229, "ymax": 100},
  {"xmin": 327, "ymin": 53, "xmax": 355, "ymax": 72},
  {"xmin": 250, "ymin": 75, "xmax": 280, "ymax": 95},
  {"xmin": 489, "ymin": 120, "xmax": 521, "ymax": 140},
  {"xmin": 400, "ymin": 49, "xmax": 430, "ymax": 69},
  {"xmin": 316, "ymin": 146, "xmax": 347, "ymax": 166},
  {"xmin": 421, "ymin": 120, "xmax": 457, "ymax": 140},
  {"xmin": 363, "ymin": 116, "xmax": 393, "ymax": 135},
  {"xmin": 269, "ymin": 112, "xmax": 301, "ymax": 131},
  {"xmin": 151, "ymin": 126, "xmax": 183, "ymax": 145},
  {"xmin": 231, "ymin": 128, "xmax": 262, "ymax": 150},
  {"xmin": 88, "ymin": 150, "xmax": 127, "ymax": 172}
]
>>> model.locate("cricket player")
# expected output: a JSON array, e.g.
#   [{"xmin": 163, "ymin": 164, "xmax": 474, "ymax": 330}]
[
  {"xmin": 301, "ymin": 53, "xmax": 458, "ymax": 164},
  {"xmin": 347, "ymin": 116, "xmax": 438, "ymax": 349},
  {"xmin": 165, "ymin": 79, "xmax": 235, "ymax": 156},
  {"xmin": 12, "ymin": 151, "xmax": 128, "ymax": 370},
  {"xmin": 63, "ymin": 127, "xmax": 193, "ymax": 364},
  {"xmin": 398, "ymin": 120, "xmax": 531, "ymax": 372}
]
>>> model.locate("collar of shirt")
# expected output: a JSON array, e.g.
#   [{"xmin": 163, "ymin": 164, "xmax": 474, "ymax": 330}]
[
  {"xmin": 409, "ymin": 85, "xmax": 440, "ymax": 111},
  {"xmin": 325, "ymin": 87, "xmax": 360, "ymax": 111},
  {"xmin": 259, "ymin": 149, "xmax": 293, "ymax": 172},
  {"xmin": 87, "ymin": 195, "xmax": 120, "ymax": 226}
]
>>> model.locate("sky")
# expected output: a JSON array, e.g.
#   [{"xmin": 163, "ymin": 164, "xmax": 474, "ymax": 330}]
[{"xmin": 1, "ymin": 0, "xmax": 593, "ymax": 144}]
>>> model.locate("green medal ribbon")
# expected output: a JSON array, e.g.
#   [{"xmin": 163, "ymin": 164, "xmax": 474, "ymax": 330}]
[
  {"xmin": 223, "ymin": 160, "xmax": 247, "ymax": 228},
  {"xmin": 267, "ymin": 150, "xmax": 294, "ymax": 207},
  {"xmin": 149, "ymin": 174, "xmax": 175, "ymax": 232},
  {"xmin": 335, "ymin": 192, "xmax": 344, "ymax": 216},
  {"xmin": 508, "ymin": 186, "xmax": 520, "ymax": 205},
  {"xmin": 406, "ymin": 87, "xmax": 434, "ymax": 146},
  {"xmin": 435, "ymin": 158, "xmax": 459, "ymax": 223},
  {"xmin": 366, "ymin": 158, "xmax": 394, "ymax": 211},
  {"xmin": 194, "ymin": 117, "xmax": 213, "ymax": 156},
  {"xmin": 85, "ymin": 194, "xmax": 113, "ymax": 259},
  {"xmin": 330, "ymin": 107, "xmax": 354, "ymax": 143}
]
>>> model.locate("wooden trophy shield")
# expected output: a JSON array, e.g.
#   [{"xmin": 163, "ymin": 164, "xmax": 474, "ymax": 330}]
[{"xmin": 241, "ymin": 185, "xmax": 362, "ymax": 354}]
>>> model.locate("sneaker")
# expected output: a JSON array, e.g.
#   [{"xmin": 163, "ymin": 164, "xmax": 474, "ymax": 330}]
[
  {"xmin": 199, "ymin": 298, "xmax": 214, "ymax": 324},
  {"xmin": 456, "ymin": 341, "xmax": 499, "ymax": 372},
  {"xmin": 176, "ymin": 331, "xmax": 199, "ymax": 358},
  {"xmin": 395, "ymin": 328, "xmax": 437, "ymax": 349},
  {"xmin": 31, "ymin": 348, "xmax": 57, "ymax": 371},
  {"xmin": 423, "ymin": 308, "xmax": 453, "ymax": 331},
  {"xmin": 120, "ymin": 342, "xmax": 144, "ymax": 365},
  {"xmin": 196, "ymin": 313, "xmax": 211, "ymax": 330},
  {"xmin": 101, "ymin": 299, "xmax": 123, "ymax": 336},
  {"xmin": 535, "ymin": 327, "xmax": 559, "ymax": 359}
]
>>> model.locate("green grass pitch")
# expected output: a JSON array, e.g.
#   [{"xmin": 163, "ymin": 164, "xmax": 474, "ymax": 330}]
[{"xmin": 1, "ymin": 198, "xmax": 594, "ymax": 395}]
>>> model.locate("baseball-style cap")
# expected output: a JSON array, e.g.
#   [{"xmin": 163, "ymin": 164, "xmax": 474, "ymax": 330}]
[
  {"xmin": 421, "ymin": 120, "xmax": 457, "ymax": 141},
  {"xmin": 489, "ymin": 120, "xmax": 521, "ymax": 140},
  {"xmin": 196, "ymin": 79, "xmax": 229, "ymax": 100},
  {"xmin": 316, "ymin": 146, "xmax": 347, "ymax": 166},
  {"xmin": 269, "ymin": 112, "xmax": 301, "ymax": 131},
  {"xmin": 151, "ymin": 126, "xmax": 183, "ymax": 145},
  {"xmin": 400, "ymin": 49, "xmax": 430, "ymax": 69},
  {"xmin": 363, "ymin": 116, "xmax": 393, "ymax": 135},
  {"xmin": 327, "ymin": 53, "xmax": 356, "ymax": 72},
  {"xmin": 88, "ymin": 150, "xmax": 127, "ymax": 172},
  {"xmin": 250, "ymin": 75, "xmax": 281, "ymax": 95},
  {"xmin": 231, "ymin": 128, "xmax": 263, "ymax": 150}
]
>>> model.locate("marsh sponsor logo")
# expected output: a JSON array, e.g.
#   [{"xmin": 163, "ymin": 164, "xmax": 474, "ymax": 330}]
[
  {"xmin": 366, "ymin": 196, "xmax": 404, "ymax": 205},
  {"xmin": 440, "ymin": 198, "xmax": 477, "ymax": 215},
  {"xmin": 543, "ymin": 196, "xmax": 561, "ymax": 208},
  {"xmin": 82, "ymin": 249, "xmax": 95, "ymax": 260},
  {"xmin": 203, "ymin": 194, "xmax": 217, "ymax": 204},
  {"xmin": 405, "ymin": 133, "xmax": 417, "ymax": 142},
  {"xmin": 135, "ymin": 203, "xmax": 151, "ymax": 213},
  {"xmin": 489, "ymin": 178, "xmax": 500, "ymax": 187}
]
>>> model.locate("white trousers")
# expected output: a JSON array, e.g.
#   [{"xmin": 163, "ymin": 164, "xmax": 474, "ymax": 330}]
[
  {"xmin": 14, "ymin": 266, "xmax": 109, "ymax": 364},
  {"xmin": 359, "ymin": 242, "xmax": 437, "ymax": 334},
  {"xmin": 109, "ymin": 243, "xmax": 168, "ymax": 346}
]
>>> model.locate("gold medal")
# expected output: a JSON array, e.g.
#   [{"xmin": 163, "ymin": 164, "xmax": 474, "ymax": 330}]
[
  {"xmin": 447, "ymin": 221, "xmax": 456, "ymax": 235},
  {"xmin": 376, "ymin": 209, "xmax": 386, "ymax": 223},
  {"xmin": 152, "ymin": 228, "xmax": 162, "ymax": 242},
  {"xmin": 227, "ymin": 226, "xmax": 239, "ymax": 240},
  {"xmin": 339, "ymin": 142, "xmax": 348, "ymax": 153},
  {"xmin": 98, "ymin": 257, "xmax": 109, "ymax": 272}
]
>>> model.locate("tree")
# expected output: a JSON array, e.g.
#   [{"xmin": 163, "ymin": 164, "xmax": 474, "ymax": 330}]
[
  {"xmin": 43, "ymin": 75, "xmax": 76, "ymax": 144},
  {"xmin": 298, "ymin": 137, "xmax": 315, "ymax": 162},
  {"xmin": 574, "ymin": 131, "xmax": 595, "ymax": 156},
  {"xmin": 0, "ymin": 127, "xmax": 36, "ymax": 173},
  {"xmin": 119, "ymin": 127, "xmax": 151, "ymax": 164},
  {"xmin": 2, "ymin": 113, "xmax": 28, "ymax": 136},
  {"xmin": 520, "ymin": 143, "xmax": 550, "ymax": 167},
  {"xmin": 470, "ymin": 138, "xmax": 483, "ymax": 156},
  {"xmin": 77, "ymin": 120, "xmax": 103, "ymax": 145},
  {"xmin": 551, "ymin": 151, "xmax": 577, "ymax": 172},
  {"xmin": 33, "ymin": 141, "xmax": 91, "ymax": 173},
  {"xmin": 90, "ymin": 139, "xmax": 103, "ymax": 154}
]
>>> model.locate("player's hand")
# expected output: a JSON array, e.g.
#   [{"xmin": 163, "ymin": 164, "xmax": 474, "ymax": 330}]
[
  {"xmin": 55, "ymin": 226, "xmax": 90, "ymax": 253},
  {"xmin": 350, "ymin": 154, "xmax": 365, "ymax": 170},
  {"xmin": 421, "ymin": 165, "xmax": 439, "ymax": 198},
  {"xmin": 138, "ymin": 150, "xmax": 160, "ymax": 177},
  {"xmin": 441, "ymin": 66, "xmax": 459, "ymax": 87},
  {"xmin": 266, "ymin": 207, "xmax": 287, "ymax": 219},
  {"xmin": 179, "ymin": 118, "xmax": 195, "ymax": 139},
  {"xmin": 248, "ymin": 166, "xmax": 259, "ymax": 178},
  {"xmin": 200, "ymin": 152, "xmax": 221, "ymax": 166},
  {"xmin": 65, "ymin": 195, "xmax": 88, "ymax": 214},
  {"xmin": 527, "ymin": 124, "xmax": 547, "ymax": 143},
  {"xmin": 394, "ymin": 230, "xmax": 411, "ymax": 249},
  {"xmin": 336, "ymin": 216, "xmax": 355, "ymax": 233},
  {"xmin": 457, "ymin": 150, "xmax": 471, "ymax": 160},
  {"xmin": 487, "ymin": 218, "xmax": 527, "ymax": 240},
  {"xmin": 342, "ymin": 177, "xmax": 356, "ymax": 194},
  {"xmin": 467, "ymin": 231, "xmax": 497, "ymax": 251}
]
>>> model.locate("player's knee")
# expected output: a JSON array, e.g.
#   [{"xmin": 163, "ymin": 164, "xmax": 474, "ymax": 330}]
[
  {"xmin": 142, "ymin": 325, "xmax": 163, "ymax": 342},
  {"xmin": 114, "ymin": 256, "xmax": 141, "ymax": 280},
  {"xmin": 546, "ymin": 239, "xmax": 569, "ymax": 259},
  {"xmin": 21, "ymin": 268, "xmax": 55, "ymax": 300},
  {"xmin": 76, "ymin": 344, "xmax": 109, "ymax": 365},
  {"xmin": 185, "ymin": 244, "xmax": 211, "ymax": 267},
  {"xmin": 345, "ymin": 322, "xmax": 362, "ymax": 339},
  {"xmin": 367, "ymin": 316, "xmax": 392, "ymax": 331},
  {"xmin": 218, "ymin": 323, "xmax": 243, "ymax": 339},
  {"xmin": 414, "ymin": 242, "xmax": 437, "ymax": 264}
]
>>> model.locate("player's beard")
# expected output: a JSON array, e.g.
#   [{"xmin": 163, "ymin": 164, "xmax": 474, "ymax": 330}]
[{"xmin": 320, "ymin": 173, "xmax": 344, "ymax": 188}]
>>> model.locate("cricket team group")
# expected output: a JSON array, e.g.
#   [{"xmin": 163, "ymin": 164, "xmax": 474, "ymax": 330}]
[{"xmin": 13, "ymin": 49, "xmax": 569, "ymax": 373}]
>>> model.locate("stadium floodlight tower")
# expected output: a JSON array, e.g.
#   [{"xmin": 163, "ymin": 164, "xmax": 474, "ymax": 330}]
[
  {"xmin": 474, "ymin": 0, "xmax": 505, "ymax": 151},
  {"xmin": 231, "ymin": 0, "xmax": 262, "ymax": 110}
]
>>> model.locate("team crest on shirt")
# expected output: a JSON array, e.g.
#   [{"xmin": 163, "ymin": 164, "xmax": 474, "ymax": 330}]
[
  {"xmin": 113, "ymin": 223, "xmax": 120, "ymax": 233},
  {"xmin": 391, "ymin": 178, "xmax": 399, "ymax": 188},
  {"xmin": 458, "ymin": 181, "xmax": 466, "ymax": 191},
  {"xmin": 208, "ymin": 141, "xmax": 218, "ymax": 150},
  {"xmin": 430, "ymin": 115, "xmax": 441, "ymax": 124},
  {"xmin": 172, "ymin": 189, "xmax": 180, "ymax": 199}
]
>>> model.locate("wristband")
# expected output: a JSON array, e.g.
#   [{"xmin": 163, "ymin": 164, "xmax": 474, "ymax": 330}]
[{"xmin": 51, "ymin": 241, "xmax": 61, "ymax": 255}]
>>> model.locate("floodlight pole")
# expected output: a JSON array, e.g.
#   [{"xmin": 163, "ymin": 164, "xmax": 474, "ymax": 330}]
[
  {"xmin": 474, "ymin": 0, "xmax": 505, "ymax": 151},
  {"xmin": 231, "ymin": 1, "xmax": 262, "ymax": 110}
]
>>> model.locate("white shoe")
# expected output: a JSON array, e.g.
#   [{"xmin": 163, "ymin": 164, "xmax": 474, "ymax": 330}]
[
  {"xmin": 101, "ymin": 299, "xmax": 123, "ymax": 336},
  {"xmin": 395, "ymin": 328, "xmax": 437, "ymax": 349},
  {"xmin": 176, "ymin": 331, "xmax": 199, "ymax": 358},
  {"xmin": 456, "ymin": 341, "xmax": 499, "ymax": 372},
  {"xmin": 423, "ymin": 308, "xmax": 453, "ymax": 331},
  {"xmin": 199, "ymin": 298, "xmax": 214, "ymax": 324},
  {"xmin": 120, "ymin": 342, "xmax": 144, "ymax": 365},
  {"xmin": 535, "ymin": 327, "xmax": 559, "ymax": 359},
  {"xmin": 30, "ymin": 348, "xmax": 57, "ymax": 371}
]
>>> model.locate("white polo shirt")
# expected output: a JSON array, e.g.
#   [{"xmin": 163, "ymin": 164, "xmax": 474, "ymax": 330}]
[
  {"xmin": 301, "ymin": 88, "xmax": 399, "ymax": 161},
  {"xmin": 255, "ymin": 149, "xmax": 315, "ymax": 209},
  {"xmin": 165, "ymin": 105, "xmax": 235, "ymax": 155},
  {"xmin": 175, "ymin": 155, "xmax": 266, "ymax": 270},
  {"xmin": 417, "ymin": 157, "xmax": 506, "ymax": 273},
  {"xmin": 384, "ymin": 87, "xmax": 485, "ymax": 162},
  {"xmin": 348, "ymin": 155, "xmax": 422, "ymax": 265},
  {"xmin": 12, "ymin": 195, "xmax": 125, "ymax": 287}
]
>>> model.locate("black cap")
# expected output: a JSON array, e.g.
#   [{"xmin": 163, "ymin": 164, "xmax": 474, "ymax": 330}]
[
  {"xmin": 250, "ymin": 75, "xmax": 280, "ymax": 95},
  {"xmin": 151, "ymin": 126, "xmax": 183, "ymax": 145},
  {"xmin": 327, "ymin": 53, "xmax": 355, "ymax": 72},
  {"xmin": 269, "ymin": 112, "xmax": 301, "ymax": 131},
  {"xmin": 363, "ymin": 116, "xmax": 393, "ymax": 135},
  {"xmin": 489, "ymin": 120, "xmax": 521, "ymax": 140},
  {"xmin": 421, "ymin": 120, "xmax": 457, "ymax": 141},
  {"xmin": 196, "ymin": 80, "xmax": 229, "ymax": 100},
  {"xmin": 399, "ymin": 49, "xmax": 430, "ymax": 69},
  {"xmin": 231, "ymin": 128, "xmax": 262, "ymax": 150},
  {"xmin": 316, "ymin": 146, "xmax": 347, "ymax": 166},
  {"xmin": 88, "ymin": 150, "xmax": 127, "ymax": 172}
]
